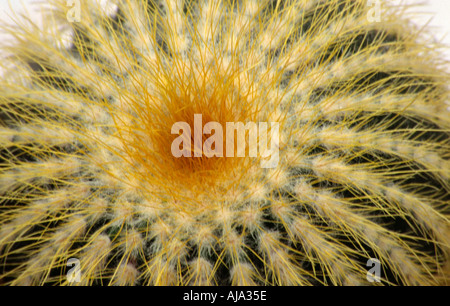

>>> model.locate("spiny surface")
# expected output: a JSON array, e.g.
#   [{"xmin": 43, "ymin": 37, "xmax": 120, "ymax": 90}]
[{"xmin": 0, "ymin": 0, "xmax": 449, "ymax": 285}]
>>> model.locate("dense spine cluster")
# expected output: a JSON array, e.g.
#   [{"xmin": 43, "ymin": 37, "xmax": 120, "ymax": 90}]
[{"xmin": 0, "ymin": 0, "xmax": 449, "ymax": 285}]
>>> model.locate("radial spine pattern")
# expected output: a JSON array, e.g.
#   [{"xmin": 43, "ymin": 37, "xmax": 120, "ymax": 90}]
[{"xmin": 0, "ymin": 0, "xmax": 449, "ymax": 286}]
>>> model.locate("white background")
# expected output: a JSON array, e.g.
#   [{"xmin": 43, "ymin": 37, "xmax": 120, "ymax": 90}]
[{"xmin": 1, "ymin": 0, "xmax": 449, "ymax": 61}]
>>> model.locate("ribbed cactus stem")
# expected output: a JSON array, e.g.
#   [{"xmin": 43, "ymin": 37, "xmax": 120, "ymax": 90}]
[{"xmin": 0, "ymin": 0, "xmax": 449, "ymax": 286}]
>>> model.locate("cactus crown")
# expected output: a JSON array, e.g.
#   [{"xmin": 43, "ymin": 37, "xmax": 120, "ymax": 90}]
[{"xmin": 0, "ymin": 0, "xmax": 449, "ymax": 285}]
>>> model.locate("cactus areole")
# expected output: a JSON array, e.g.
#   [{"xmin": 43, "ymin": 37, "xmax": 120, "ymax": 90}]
[{"xmin": 0, "ymin": 0, "xmax": 449, "ymax": 286}]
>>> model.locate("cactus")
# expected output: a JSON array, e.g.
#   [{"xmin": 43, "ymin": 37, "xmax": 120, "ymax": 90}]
[{"xmin": 0, "ymin": 0, "xmax": 449, "ymax": 286}]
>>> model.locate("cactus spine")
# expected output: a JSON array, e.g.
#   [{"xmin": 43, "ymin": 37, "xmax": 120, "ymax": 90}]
[{"xmin": 0, "ymin": 0, "xmax": 449, "ymax": 285}]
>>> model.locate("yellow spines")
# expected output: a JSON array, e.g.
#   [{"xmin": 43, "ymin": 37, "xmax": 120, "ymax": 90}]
[{"xmin": 0, "ymin": 0, "xmax": 449, "ymax": 285}]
